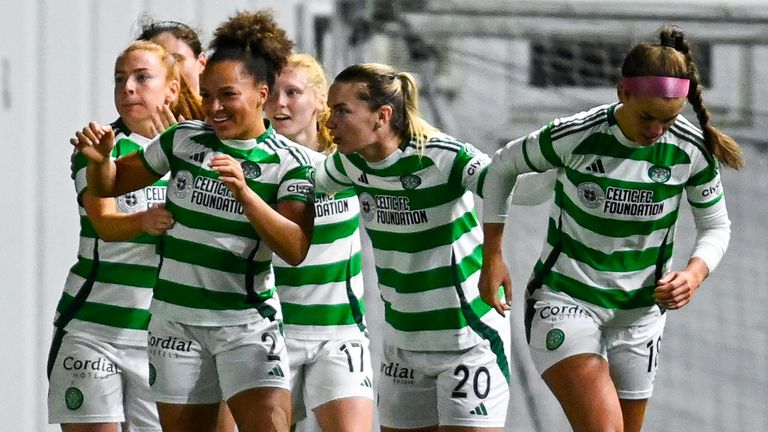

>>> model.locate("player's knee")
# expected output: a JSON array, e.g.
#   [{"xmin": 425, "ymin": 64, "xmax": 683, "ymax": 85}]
[{"xmin": 270, "ymin": 406, "xmax": 289, "ymax": 432}]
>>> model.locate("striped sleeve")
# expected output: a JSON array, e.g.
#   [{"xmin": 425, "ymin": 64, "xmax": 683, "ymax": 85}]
[
  {"xmin": 139, "ymin": 126, "xmax": 176, "ymax": 177},
  {"xmin": 315, "ymin": 152, "xmax": 353, "ymax": 195}
]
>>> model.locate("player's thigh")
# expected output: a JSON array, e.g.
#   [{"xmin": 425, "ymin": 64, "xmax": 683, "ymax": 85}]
[
  {"xmin": 607, "ymin": 314, "xmax": 666, "ymax": 400},
  {"xmin": 284, "ymin": 337, "xmax": 310, "ymax": 424},
  {"xmin": 147, "ymin": 318, "xmax": 222, "ymax": 405},
  {"xmin": 377, "ymin": 344, "xmax": 438, "ymax": 430},
  {"xmin": 435, "ymin": 340, "xmax": 509, "ymax": 429},
  {"xmin": 120, "ymin": 344, "xmax": 161, "ymax": 431},
  {"xmin": 304, "ymin": 337, "xmax": 374, "ymax": 410},
  {"xmin": 215, "ymin": 319, "xmax": 291, "ymax": 401},
  {"xmin": 48, "ymin": 332, "xmax": 125, "ymax": 425},
  {"xmin": 527, "ymin": 298, "xmax": 604, "ymax": 374}
]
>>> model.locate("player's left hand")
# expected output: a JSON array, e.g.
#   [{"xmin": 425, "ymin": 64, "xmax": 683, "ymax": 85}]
[
  {"xmin": 653, "ymin": 270, "xmax": 702, "ymax": 310},
  {"xmin": 209, "ymin": 154, "xmax": 247, "ymax": 200}
]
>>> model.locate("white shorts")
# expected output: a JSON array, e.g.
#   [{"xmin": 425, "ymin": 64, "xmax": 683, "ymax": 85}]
[
  {"xmin": 287, "ymin": 336, "xmax": 374, "ymax": 423},
  {"xmin": 377, "ymin": 340, "xmax": 509, "ymax": 429},
  {"xmin": 527, "ymin": 296, "xmax": 667, "ymax": 399},
  {"xmin": 147, "ymin": 316, "xmax": 290, "ymax": 404},
  {"xmin": 47, "ymin": 330, "xmax": 160, "ymax": 431}
]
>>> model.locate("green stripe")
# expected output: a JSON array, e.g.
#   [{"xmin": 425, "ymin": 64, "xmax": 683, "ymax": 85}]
[
  {"xmin": 331, "ymin": 153, "xmax": 351, "ymax": 180},
  {"xmin": 328, "ymin": 188, "xmax": 357, "ymax": 200},
  {"xmin": 476, "ymin": 165, "xmax": 488, "ymax": 198},
  {"xmin": 547, "ymin": 218, "xmax": 674, "ymax": 272},
  {"xmin": 689, "ymin": 193, "xmax": 723, "ymax": 208},
  {"xmin": 447, "ymin": 146, "xmax": 473, "ymax": 190},
  {"xmin": 70, "ymin": 258, "xmax": 157, "ymax": 288},
  {"xmin": 346, "ymin": 153, "xmax": 434, "ymax": 177},
  {"xmin": 539, "ymin": 124, "xmax": 564, "ymax": 168},
  {"xmin": 572, "ymin": 133, "xmax": 691, "ymax": 166},
  {"xmin": 539, "ymin": 264, "xmax": 657, "ymax": 309},
  {"xmin": 687, "ymin": 163, "xmax": 718, "ymax": 187},
  {"xmin": 451, "ymin": 253, "xmax": 510, "ymax": 381},
  {"xmin": 521, "ymin": 136, "xmax": 545, "ymax": 172},
  {"xmin": 565, "ymin": 168, "xmax": 684, "ymax": 203},
  {"xmin": 275, "ymin": 253, "xmax": 361, "ymax": 286},
  {"xmin": 382, "ymin": 294, "xmax": 494, "ymax": 332},
  {"xmin": 163, "ymin": 235, "xmax": 269, "ymax": 275},
  {"xmin": 78, "ymin": 217, "xmax": 158, "ymax": 244},
  {"xmin": 355, "ymin": 182, "xmax": 464, "ymax": 211},
  {"xmin": 377, "ymin": 244, "xmax": 482, "ymax": 293},
  {"xmin": 366, "ymin": 211, "xmax": 478, "ymax": 253},
  {"xmin": 153, "ymin": 279, "xmax": 274, "ymax": 310},
  {"xmin": 555, "ymin": 182, "xmax": 678, "ymax": 238},
  {"xmin": 312, "ymin": 216, "xmax": 359, "ymax": 245},
  {"xmin": 169, "ymin": 157, "xmax": 279, "ymax": 199},
  {"xmin": 281, "ymin": 300, "xmax": 366, "ymax": 326},
  {"xmin": 166, "ymin": 200, "xmax": 259, "ymax": 238},
  {"xmin": 56, "ymin": 292, "xmax": 151, "ymax": 330}
]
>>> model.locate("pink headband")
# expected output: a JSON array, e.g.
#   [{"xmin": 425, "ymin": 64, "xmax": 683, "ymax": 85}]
[{"xmin": 620, "ymin": 76, "xmax": 690, "ymax": 98}]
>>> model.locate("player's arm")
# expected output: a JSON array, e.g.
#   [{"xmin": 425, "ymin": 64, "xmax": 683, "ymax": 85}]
[
  {"xmin": 82, "ymin": 192, "xmax": 174, "ymax": 241},
  {"xmin": 209, "ymin": 154, "xmax": 314, "ymax": 265}
]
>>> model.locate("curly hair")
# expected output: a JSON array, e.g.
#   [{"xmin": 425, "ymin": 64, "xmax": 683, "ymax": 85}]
[{"xmin": 208, "ymin": 10, "xmax": 293, "ymax": 89}]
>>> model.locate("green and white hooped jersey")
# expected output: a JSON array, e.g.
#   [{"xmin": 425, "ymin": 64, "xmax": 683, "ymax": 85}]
[
  {"xmin": 273, "ymin": 150, "xmax": 366, "ymax": 340},
  {"xmin": 316, "ymin": 135, "xmax": 507, "ymax": 352},
  {"xmin": 55, "ymin": 120, "xmax": 167, "ymax": 346},
  {"xmin": 139, "ymin": 120, "xmax": 315, "ymax": 326},
  {"xmin": 491, "ymin": 103, "xmax": 726, "ymax": 325}
]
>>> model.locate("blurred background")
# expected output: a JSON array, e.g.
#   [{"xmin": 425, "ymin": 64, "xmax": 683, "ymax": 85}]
[{"xmin": 1, "ymin": 0, "xmax": 766, "ymax": 430}]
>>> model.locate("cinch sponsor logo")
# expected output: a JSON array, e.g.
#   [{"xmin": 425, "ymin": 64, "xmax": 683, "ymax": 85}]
[
  {"xmin": 380, "ymin": 361, "xmax": 415, "ymax": 384},
  {"xmin": 287, "ymin": 183, "xmax": 314, "ymax": 196},
  {"xmin": 359, "ymin": 193, "xmax": 428, "ymax": 225},
  {"xmin": 701, "ymin": 181, "xmax": 721, "ymax": 198},
  {"xmin": 466, "ymin": 158, "xmax": 484, "ymax": 176}
]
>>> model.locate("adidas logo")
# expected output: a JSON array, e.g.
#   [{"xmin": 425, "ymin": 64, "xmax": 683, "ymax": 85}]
[
  {"xmin": 189, "ymin": 152, "xmax": 207, "ymax": 164},
  {"xmin": 358, "ymin": 172, "xmax": 369, "ymax": 184},
  {"xmin": 469, "ymin": 402, "xmax": 488, "ymax": 416},
  {"xmin": 268, "ymin": 365, "xmax": 285, "ymax": 377},
  {"xmin": 585, "ymin": 159, "xmax": 606, "ymax": 174},
  {"xmin": 360, "ymin": 377, "xmax": 372, "ymax": 388}
]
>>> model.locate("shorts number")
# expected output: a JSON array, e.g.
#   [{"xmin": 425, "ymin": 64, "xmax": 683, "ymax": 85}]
[
  {"xmin": 261, "ymin": 332, "xmax": 281, "ymax": 361},
  {"xmin": 646, "ymin": 336, "xmax": 662, "ymax": 372},
  {"xmin": 339, "ymin": 342, "xmax": 365, "ymax": 373},
  {"xmin": 451, "ymin": 365, "xmax": 491, "ymax": 399}
]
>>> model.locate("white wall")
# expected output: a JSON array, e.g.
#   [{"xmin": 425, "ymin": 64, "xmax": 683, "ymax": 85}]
[{"xmin": 0, "ymin": 1, "xmax": 328, "ymax": 429}]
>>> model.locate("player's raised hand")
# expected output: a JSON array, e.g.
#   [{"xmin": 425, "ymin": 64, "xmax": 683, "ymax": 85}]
[
  {"xmin": 70, "ymin": 121, "xmax": 115, "ymax": 164},
  {"xmin": 209, "ymin": 154, "xmax": 248, "ymax": 200},
  {"xmin": 148, "ymin": 104, "xmax": 181, "ymax": 137}
]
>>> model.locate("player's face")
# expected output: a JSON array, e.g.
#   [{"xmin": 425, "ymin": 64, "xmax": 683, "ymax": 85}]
[
  {"xmin": 114, "ymin": 49, "xmax": 177, "ymax": 126},
  {"xmin": 152, "ymin": 32, "xmax": 205, "ymax": 93},
  {"xmin": 617, "ymin": 90, "xmax": 686, "ymax": 147},
  {"xmin": 265, "ymin": 66, "xmax": 324, "ymax": 146},
  {"xmin": 326, "ymin": 81, "xmax": 380, "ymax": 156},
  {"xmin": 200, "ymin": 60, "xmax": 269, "ymax": 140}
]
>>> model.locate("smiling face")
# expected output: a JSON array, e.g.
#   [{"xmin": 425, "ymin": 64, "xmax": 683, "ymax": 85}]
[
  {"xmin": 616, "ymin": 85, "xmax": 687, "ymax": 147},
  {"xmin": 200, "ymin": 60, "xmax": 269, "ymax": 140},
  {"xmin": 264, "ymin": 66, "xmax": 325, "ymax": 148},
  {"xmin": 114, "ymin": 49, "xmax": 178, "ymax": 130}
]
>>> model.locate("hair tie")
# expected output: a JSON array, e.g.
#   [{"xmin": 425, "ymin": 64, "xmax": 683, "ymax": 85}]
[{"xmin": 660, "ymin": 38, "xmax": 675, "ymax": 49}]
